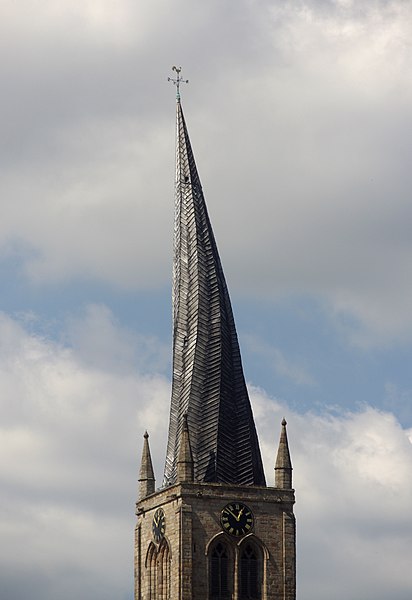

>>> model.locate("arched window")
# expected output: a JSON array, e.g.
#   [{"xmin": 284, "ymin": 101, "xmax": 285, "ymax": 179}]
[
  {"xmin": 147, "ymin": 543, "xmax": 157, "ymax": 600},
  {"xmin": 157, "ymin": 540, "xmax": 171, "ymax": 599},
  {"xmin": 239, "ymin": 543, "xmax": 261, "ymax": 599},
  {"xmin": 210, "ymin": 541, "xmax": 230, "ymax": 599},
  {"xmin": 146, "ymin": 540, "xmax": 171, "ymax": 600}
]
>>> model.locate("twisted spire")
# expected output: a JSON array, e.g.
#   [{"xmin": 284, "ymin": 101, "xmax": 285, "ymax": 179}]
[{"xmin": 163, "ymin": 93, "xmax": 265, "ymax": 487}]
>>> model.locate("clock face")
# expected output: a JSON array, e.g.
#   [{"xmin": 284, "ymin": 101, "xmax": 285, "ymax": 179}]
[
  {"xmin": 152, "ymin": 508, "xmax": 166, "ymax": 543},
  {"xmin": 220, "ymin": 502, "xmax": 254, "ymax": 537}
]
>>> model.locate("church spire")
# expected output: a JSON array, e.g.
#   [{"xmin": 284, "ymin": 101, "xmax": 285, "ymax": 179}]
[
  {"xmin": 274, "ymin": 418, "xmax": 293, "ymax": 489},
  {"xmin": 163, "ymin": 72, "xmax": 266, "ymax": 487},
  {"xmin": 138, "ymin": 431, "xmax": 155, "ymax": 499}
]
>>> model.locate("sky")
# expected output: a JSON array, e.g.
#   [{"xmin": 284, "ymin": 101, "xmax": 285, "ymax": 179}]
[{"xmin": 1, "ymin": 1, "xmax": 412, "ymax": 599}]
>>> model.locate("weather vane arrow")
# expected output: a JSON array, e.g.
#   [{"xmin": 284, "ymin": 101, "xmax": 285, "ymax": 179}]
[{"xmin": 168, "ymin": 66, "xmax": 189, "ymax": 101}]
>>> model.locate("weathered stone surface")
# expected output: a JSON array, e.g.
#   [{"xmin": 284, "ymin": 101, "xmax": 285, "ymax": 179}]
[
  {"xmin": 138, "ymin": 431, "xmax": 155, "ymax": 500},
  {"xmin": 135, "ymin": 481, "xmax": 296, "ymax": 599},
  {"xmin": 275, "ymin": 419, "xmax": 293, "ymax": 490}
]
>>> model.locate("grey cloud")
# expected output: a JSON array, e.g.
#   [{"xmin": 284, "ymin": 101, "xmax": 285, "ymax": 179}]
[
  {"xmin": 252, "ymin": 391, "xmax": 412, "ymax": 600},
  {"xmin": 1, "ymin": 313, "xmax": 412, "ymax": 599},
  {"xmin": 2, "ymin": 3, "xmax": 411, "ymax": 598},
  {"xmin": 0, "ymin": 310, "xmax": 169, "ymax": 598},
  {"xmin": 1, "ymin": 1, "xmax": 411, "ymax": 341},
  {"xmin": 243, "ymin": 333, "xmax": 316, "ymax": 385}
]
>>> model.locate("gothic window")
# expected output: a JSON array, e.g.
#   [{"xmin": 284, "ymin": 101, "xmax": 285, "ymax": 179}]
[
  {"xmin": 210, "ymin": 541, "xmax": 230, "ymax": 600},
  {"xmin": 239, "ymin": 543, "xmax": 261, "ymax": 600},
  {"xmin": 147, "ymin": 540, "xmax": 170, "ymax": 600},
  {"xmin": 147, "ymin": 543, "xmax": 157, "ymax": 600},
  {"xmin": 157, "ymin": 540, "xmax": 171, "ymax": 599}
]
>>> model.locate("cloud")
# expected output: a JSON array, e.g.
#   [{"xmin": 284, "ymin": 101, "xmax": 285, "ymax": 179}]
[
  {"xmin": 201, "ymin": 1, "xmax": 412, "ymax": 344},
  {"xmin": 64, "ymin": 303, "xmax": 170, "ymax": 374},
  {"xmin": 252, "ymin": 388, "xmax": 412, "ymax": 600},
  {"xmin": 0, "ymin": 310, "xmax": 411, "ymax": 599},
  {"xmin": 243, "ymin": 333, "xmax": 316, "ymax": 386},
  {"xmin": 0, "ymin": 309, "xmax": 169, "ymax": 599},
  {"xmin": 1, "ymin": 1, "xmax": 412, "ymax": 343},
  {"xmin": 0, "ymin": 2, "xmax": 410, "ymax": 598}
]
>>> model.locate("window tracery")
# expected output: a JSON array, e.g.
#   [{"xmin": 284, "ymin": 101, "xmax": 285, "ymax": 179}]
[
  {"xmin": 146, "ymin": 540, "xmax": 170, "ymax": 600},
  {"xmin": 239, "ymin": 542, "xmax": 262, "ymax": 600},
  {"xmin": 210, "ymin": 540, "xmax": 231, "ymax": 600}
]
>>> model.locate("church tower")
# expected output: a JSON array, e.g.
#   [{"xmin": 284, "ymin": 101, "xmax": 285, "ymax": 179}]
[{"xmin": 134, "ymin": 68, "xmax": 296, "ymax": 600}]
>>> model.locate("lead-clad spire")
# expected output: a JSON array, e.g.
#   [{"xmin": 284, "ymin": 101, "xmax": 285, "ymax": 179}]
[{"xmin": 163, "ymin": 78, "xmax": 266, "ymax": 487}]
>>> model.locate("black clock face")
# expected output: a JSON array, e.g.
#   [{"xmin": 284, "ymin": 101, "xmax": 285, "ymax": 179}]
[
  {"xmin": 220, "ymin": 502, "xmax": 254, "ymax": 537},
  {"xmin": 152, "ymin": 508, "xmax": 166, "ymax": 543}
]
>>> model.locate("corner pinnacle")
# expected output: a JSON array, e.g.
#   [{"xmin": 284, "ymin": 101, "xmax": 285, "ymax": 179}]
[
  {"xmin": 177, "ymin": 413, "xmax": 194, "ymax": 482},
  {"xmin": 275, "ymin": 418, "xmax": 293, "ymax": 489},
  {"xmin": 138, "ymin": 430, "xmax": 155, "ymax": 499}
]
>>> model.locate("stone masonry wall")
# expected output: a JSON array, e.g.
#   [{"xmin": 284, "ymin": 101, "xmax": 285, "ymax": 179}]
[{"xmin": 135, "ymin": 482, "xmax": 295, "ymax": 600}]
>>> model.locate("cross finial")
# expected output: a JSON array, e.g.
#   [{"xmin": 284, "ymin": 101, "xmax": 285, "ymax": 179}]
[{"xmin": 168, "ymin": 66, "xmax": 189, "ymax": 101}]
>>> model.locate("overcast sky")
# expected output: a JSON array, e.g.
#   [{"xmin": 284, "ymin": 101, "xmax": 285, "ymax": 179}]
[{"xmin": 1, "ymin": 1, "xmax": 412, "ymax": 599}]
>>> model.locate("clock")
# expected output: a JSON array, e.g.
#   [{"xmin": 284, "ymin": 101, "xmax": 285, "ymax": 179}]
[
  {"xmin": 152, "ymin": 508, "xmax": 166, "ymax": 543},
  {"xmin": 220, "ymin": 502, "xmax": 254, "ymax": 537}
]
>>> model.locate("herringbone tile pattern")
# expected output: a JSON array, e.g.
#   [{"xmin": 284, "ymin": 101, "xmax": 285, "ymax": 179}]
[{"xmin": 163, "ymin": 101, "xmax": 266, "ymax": 487}]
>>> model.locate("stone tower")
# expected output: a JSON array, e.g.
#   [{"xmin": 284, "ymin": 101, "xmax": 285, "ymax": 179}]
[{"xmin": 134, "ymin": 70, "xmax": 296, "ymax": 600}]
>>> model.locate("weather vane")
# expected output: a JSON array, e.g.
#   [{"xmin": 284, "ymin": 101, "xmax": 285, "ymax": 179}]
[{"xmin": 168, "ymin": 66, "xmax": 189, "ymax": 100}]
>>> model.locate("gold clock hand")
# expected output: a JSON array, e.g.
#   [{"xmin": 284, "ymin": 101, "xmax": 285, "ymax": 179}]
[{"xmin": 226, "ymin": 508, "xmax": 238, "ymax": 520}]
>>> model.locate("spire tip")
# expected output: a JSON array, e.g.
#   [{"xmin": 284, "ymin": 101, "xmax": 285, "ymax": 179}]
[{"xmin": 168, "ymin": 66, "xmax": 189, "ymax": 101}]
